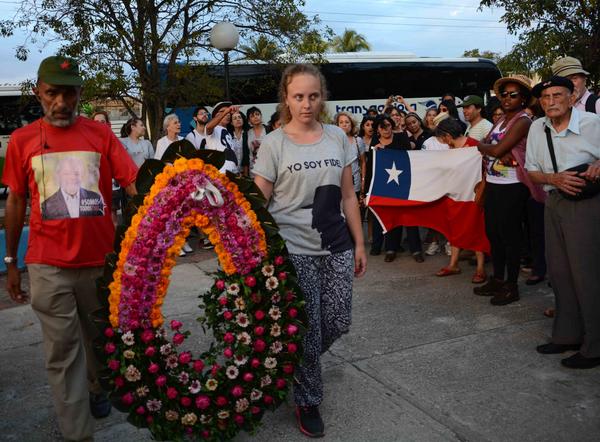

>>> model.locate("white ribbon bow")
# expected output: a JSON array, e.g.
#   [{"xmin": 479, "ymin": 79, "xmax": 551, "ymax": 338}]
[{"xmin": 190, "ymin": 181, "xmax": 224, "ymax": 207}]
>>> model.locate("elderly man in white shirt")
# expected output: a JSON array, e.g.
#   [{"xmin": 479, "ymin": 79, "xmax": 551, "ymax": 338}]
[{"xmin": 525, "ymin": 76, "xmax": 600, "ymax": 370}]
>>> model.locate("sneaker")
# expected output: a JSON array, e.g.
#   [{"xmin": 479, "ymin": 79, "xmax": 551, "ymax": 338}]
[
  {"xmin": 490, "ymin": 282, "xmax": 520, "ymax": 306},
  {"xmin": 90, "ymin": 392, "xmax": 111, "ymax": 419},
  {"xmin": 425, "ymin": 242, "xmax": 440, "ymax": 256},
  {"xmin": 444, "ymin": 242, "xmax": 452, "ymax": 256},
  {"xmin": 473, "ymin": 277, "xmax": 503, "ymax": 296},
  {"xmin": 182, "ymin": 241, "xmax": 193, "ymax": 253},
  {"xmin": 179, "ymin": 249, "xmax": 186, "ymax": 257},
  {"xmin": 295, "ymin": 406, "xmax": 324, "ymax": 438},
  {"xmin": 201, "ymin": 238, "xmax": 214, "ymax": 250}
]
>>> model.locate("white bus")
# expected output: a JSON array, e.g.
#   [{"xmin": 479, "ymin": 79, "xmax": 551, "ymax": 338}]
[
  {"xmin": 0, "ymin": 84, "xmax": 42, "ymax": 158},
  {"xmin": 172, "ymin": 52, "xmax": 502, "ymax": 135}
]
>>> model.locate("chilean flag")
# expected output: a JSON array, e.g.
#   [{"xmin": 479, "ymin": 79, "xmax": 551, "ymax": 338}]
[{"xmin": 367, "ymin": 148, "xmax": 490, "ymax": 253}]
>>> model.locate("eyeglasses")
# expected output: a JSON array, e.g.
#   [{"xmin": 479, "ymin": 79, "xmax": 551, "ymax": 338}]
[{"xmin": 500, "ymin": 91, "xmax": 520, "ymax": 99}]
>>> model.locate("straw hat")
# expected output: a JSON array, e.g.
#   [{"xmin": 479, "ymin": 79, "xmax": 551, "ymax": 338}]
[{"xmin": 493, "ymin": 74, "xmax": 535, "ymax": 107}]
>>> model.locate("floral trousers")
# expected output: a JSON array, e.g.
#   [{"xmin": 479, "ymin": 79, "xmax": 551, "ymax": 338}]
[{"xmin": 289, "ymin": 249, "xmax": 354, "ymax": 407}]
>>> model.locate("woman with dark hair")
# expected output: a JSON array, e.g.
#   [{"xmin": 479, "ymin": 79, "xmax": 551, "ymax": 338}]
[
  {"xmin": 486, "ymin": 97, "xmax": 504, "ymax": 125},
  {"xmin": 383, "ymin": 106, "xmax": 406, "ymax": 133},
  {"xmin": 433, "ymin": 118, "xmax": 487, "ymax": 283},
  {"xmin": 358, "ymin": 115, "xmax": 376, "ymax": 148},
  {"xmin": 227, "ymin": 110, "xmax": 249, "ymax": 175},
  {"xmin": 120, "ymin": 118, "xmax": 153, "ymax": 167},
  {"xmin": 92, "ymin": 110, "xmax": 110, "ymax": 125},
  {"xmin": 438, "ymin": 99, "xmax": 467, "ymax": 132},
  {"xmin": 424, "ymin": 108, "xmax": 439, "ymax": 131},
  {"xmin": 266, "ymin": 109, "xmax": 281, "ymax": 132},
  {"xmin": 405, "ymin": 112, "xmax": 431, "ymax": 150},
  {"xmin": 475, "ymin": 75, "xmax": 545, "ymax": 305}
]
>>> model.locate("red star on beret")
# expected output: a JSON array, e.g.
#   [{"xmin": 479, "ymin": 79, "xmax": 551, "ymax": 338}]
[{"xmin": 60, "ymin": 60, "xmax": 71, "ymax": 70}]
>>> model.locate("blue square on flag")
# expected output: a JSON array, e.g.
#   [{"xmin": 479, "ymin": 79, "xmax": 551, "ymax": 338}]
[{"xmin": 371, "ymin": 149, "xmax": 411, "ymax": 200}]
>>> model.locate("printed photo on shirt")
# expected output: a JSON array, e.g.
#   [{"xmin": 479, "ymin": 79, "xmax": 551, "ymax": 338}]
[{"xmin": 32, "ymin": 151, "xmax": 105, "ymax": 220}]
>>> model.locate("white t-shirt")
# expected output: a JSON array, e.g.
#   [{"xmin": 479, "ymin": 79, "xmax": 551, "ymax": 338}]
[
  {"xmin": 205, "ymin": 126, "xmax": 239, "ymax": 173},
  {"xmin": 185, "ymin": 128, "xmax": 207, "ymax": 150},
  {"xmin": 485, "ymin": 124, "xmax": 519, "ymax": 184},
  {"xmin": 422, "ymin": 136, "xmax": 449, "ymax": 151},
  {"xmin": 154, "ymin": 135, "xmax": 183, "ymax": 160},
  {"xmin": 253, "ymin": 124, "xmax": 356, "ymax": 255},
  {"xmin": 465, "ymin": 118, "xmax": 493, "ymax": 142}
]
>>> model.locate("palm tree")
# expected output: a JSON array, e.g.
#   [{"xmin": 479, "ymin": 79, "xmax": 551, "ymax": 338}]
[
  {"xmin": 330, "ymin": 29, "xmax": 371, "ymax": 53},
  {"xmin": 239, "ymin": 36, "xmax": 282, "ymax": 61}
]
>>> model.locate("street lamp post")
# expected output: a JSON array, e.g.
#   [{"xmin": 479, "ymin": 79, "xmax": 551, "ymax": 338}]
[{"xmin": 210, "ymin": 22, "xmax": 240, "ymax": 101}]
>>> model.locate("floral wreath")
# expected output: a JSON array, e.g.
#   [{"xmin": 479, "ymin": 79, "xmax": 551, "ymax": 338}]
[{"xmin": 94, "ymin": 142, "xmax": 306, "ymax": 441}]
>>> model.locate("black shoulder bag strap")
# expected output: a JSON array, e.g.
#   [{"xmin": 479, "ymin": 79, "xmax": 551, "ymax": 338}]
[
  {"xmin": 585, "ymin": 93, "xmax": 599, "ymax": 114},
  {"xmin": 544, "ymin": 125, "xmax": 559, "ymax": 174}
]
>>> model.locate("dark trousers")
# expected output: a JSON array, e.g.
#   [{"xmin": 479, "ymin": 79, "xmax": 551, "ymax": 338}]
[
  {"xmin": 545, "ymin": 191, "xmax": 600, "ymax": 357},
  {"xmin": 484, "ymin": 182, "xmax": 529, "ymax": 283},
  {"xmin": 527, "ymin": 198, "xmax": 546, "ymax": 278},
  {"xmin": 372, "ymin": 218, "xmax": 401, "ymax": 253}
]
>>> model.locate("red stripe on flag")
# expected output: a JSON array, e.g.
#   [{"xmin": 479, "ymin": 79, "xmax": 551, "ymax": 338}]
[{"xmin": 369, "ymin": 196, "xmax": 490, "ymax": 253}]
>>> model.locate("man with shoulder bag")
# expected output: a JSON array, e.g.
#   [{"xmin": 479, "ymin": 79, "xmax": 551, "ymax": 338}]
[{"xmin": 525, "ymin": 76, "xmax": 600, "ymax": 369}]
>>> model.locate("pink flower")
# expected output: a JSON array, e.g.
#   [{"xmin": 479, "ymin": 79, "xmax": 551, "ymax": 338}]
[
  {"xmin": 231, "ymin": 385, "xmax": 243, "ymax": 397},
  {"xmin": 218, "ymin": 296, "xmax": 228, "ymax": 306},
  {"xmin": 263, "ymin": 395, "xmax": 273, "ymax": 405},
  {"xmin": 286, "ymin": 324, "xmax": 299, "ymax": 336},
  {"xmin": 223, "ymin": 311, "xmax": 233, "ymax": 320},
  {"xmin": 195, "ymin": 395, "xmax": 210, "ymax": 410},
  {"xmin": 251, "ymin": 293, "xmax": 262, "ymax": 303},
  {"xmin": 155, "ymin": 375, "xmax": 167, "ymax": 387},
  {"xmin": 250, "ymin": 358, "xmax": 261, "ymax": 369},
  {"xmin": 146, "ymin": 415, "xmax": 154, "ymax": 424},
  {"xmin": 104, "ymin": 328, "xmax": 115, "ymax": 338},
  {"xmin": 288, "ymin": 308, "xmax": 298, "ymax": 318},
  {"xmin": 166, "ymin": 387, "xmax": 178, "ymax": 399},
  {"xmin": 278, "ymin": 271, "xmax": 287, "ymax": 280},
  {"xmin": 254, "ymin": 310, "xmax": 265, "ymax": 321},
  {"xmin": 216, "ymin": 396, "xmax": 228, "ymax": 407},
  {"xmin": 180, "ymin": 396, "xmax": 192, "ymax": 407},
  {"xmin": 283, "ymin": 364, "xmax": 294, "ymax": 374},
  {"xmin": 136, "ymin": 405, "xmax": 146, "ymax": 415},
  {"xmin": 234, "ymin": 414, "xmax": 244, "ymax": 425},
  {"xmin": 108, "ymin": 359, "xmax": 120, "ymax": 371},
  {"xmin": 243, "ymin": 372, "xmax": 254, "ymax": 382},
  {"xmin": 145, "ymin": 346, "xmax": 156, "ymax": 357},
  {"xmin": 173, "ymin": 333, "xmax": 185, "ymax": 346},
  {"xmin": 274, "ymin": 256, "xmax": 285, "ymax": 266},
  {"xmin": 216, "ymin": 280, "xmax": 226, "ymax": 290},
  {"xmin": 223, "ymin": 347, "xmax": 233, "ymax": 358},
  {"xmin": 254, "ymin": 326, "xmax": 265, "ymax": 336},
  {"xmin": 276, "ymin": 378, "xmax": 287, "ymax": 389},
  {"xmin": 170, "ymin": 320, "xmax": 183, "ymax": 331},
  {"xmin": 140, "ymin": 329, "xmax": 154, "ymax": 343},
  {"xmin": 179, "ymin": 352, "xmax": 192, "ymax": 364},
  {"xmin": 223, "ymin": 332, "xmax": 235, "ymax": 344},
  {"xmin": 114, "ymin": 376, "xmax": 125, "ymax": 388},
  {"xmin": 211, "ymin": 364, "xmax": 220, "ymax": 376},
  {"xmin": 285, "ymin": 291, "xmax": 295, "ymax": 302},
  {"xmin": 122, "ymin": 392, "xmax": 134, "ymax": 405},
  {"xmin": 254, "ymin": 339, "xmax": 266, "ymax": 353},
  {"xmin": 104, "ymin": 342, "xmax": 116, "ymax": 354},
  {"xmin": 251, "ymin": 406, "xmax": 261, "ymax": 414},
  {"xmin": 201, "ymin": 430, "xmax": 210, "ymax": 439},
  {"xmin": 244, "ymin": 276, "xmax": 256, "ymax": 287},
  {"xmin": 148, "ymin": 363, "xmax": 160, "ymax": 374},
  {"xmin": 287, "ymin": 343, "xmax": 298, "ymax": 353},
  {"xmin": 193, "ymin": 360, "xmax": 205, "ymax": 372}
]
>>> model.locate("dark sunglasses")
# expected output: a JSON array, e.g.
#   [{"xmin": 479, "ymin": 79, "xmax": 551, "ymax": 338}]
[{"xmin": 500, "ymin": 91, "xmax": 520, "ymax": 99}]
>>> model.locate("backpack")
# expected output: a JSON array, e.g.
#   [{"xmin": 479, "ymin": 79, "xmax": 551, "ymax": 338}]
[{"xmin": 585, "ymin": 93, "xmax": 599, "ymax": 114}]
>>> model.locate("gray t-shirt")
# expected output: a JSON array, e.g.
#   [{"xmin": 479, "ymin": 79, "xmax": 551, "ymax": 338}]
[
  {"xmin": 119, "ymin": 137, "xmax": 154, "ymax": 167},
  {"xmin": 253, "ymin": 124, "xmax": 356, "ymax": 256}
]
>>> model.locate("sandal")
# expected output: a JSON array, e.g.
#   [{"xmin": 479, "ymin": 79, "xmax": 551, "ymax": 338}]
[
  {"xmin": 543, "ymin": 307, "xmax": 555, "ymax": 318},
  {"xmin": 471, "ymin": 271, "xmax": 487, "ymax": 284},
  {"xmin": 436, "ymin": 266, "xmax": 461, "ymax": 277}
]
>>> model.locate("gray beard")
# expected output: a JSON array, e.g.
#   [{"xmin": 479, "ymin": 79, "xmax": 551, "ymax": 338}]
[{"xmin": 41, "ymin": 103, "xmax": 78, "ymax": 128}]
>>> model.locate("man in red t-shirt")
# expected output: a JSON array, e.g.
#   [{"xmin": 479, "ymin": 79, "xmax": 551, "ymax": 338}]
[{"xmin": 2, "ymin": 56, "xmax": 138, "ymax": 441}]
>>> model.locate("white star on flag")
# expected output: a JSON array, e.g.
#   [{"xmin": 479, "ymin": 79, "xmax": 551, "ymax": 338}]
[{"xmin": 385, "ymin": 161, "xmax": 403, "ymax": 184}]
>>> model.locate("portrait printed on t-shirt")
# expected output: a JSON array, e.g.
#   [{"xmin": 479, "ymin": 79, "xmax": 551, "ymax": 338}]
[{"xmin": 32, "ymin": 151, "xmax": 106, "ymax": 220}]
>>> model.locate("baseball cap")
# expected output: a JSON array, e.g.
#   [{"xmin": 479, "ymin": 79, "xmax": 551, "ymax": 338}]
[
  {"xmin": 457, "ymin": 95, "xmax": 484, "ymax": 108},
  {"xmin": 531, "ymin": 76, "xmax": 575, "ymax": 98},
  {"xmin": 37, "ymin": 56, "xmax": 84, "ymax": 86}
]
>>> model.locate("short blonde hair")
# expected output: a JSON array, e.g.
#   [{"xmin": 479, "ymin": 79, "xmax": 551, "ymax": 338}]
[
  {"xmin": 278, "ymin": 64, "xmax": 328, "ymax": 124},
  {"xmin": 334, "ymin": 111, "xmax": 358, "ymax": 136}
]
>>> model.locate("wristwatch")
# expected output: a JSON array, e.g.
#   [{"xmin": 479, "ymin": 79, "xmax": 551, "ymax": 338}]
[{"xmin": 4, "ymin": 256, "xmax": 15, "ymax": 264}]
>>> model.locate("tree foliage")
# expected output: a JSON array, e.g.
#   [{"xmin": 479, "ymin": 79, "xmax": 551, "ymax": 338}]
[
  {"xmin": 0, "ymin": 0, "xmax": 323, "ymax": 140},
  {"xmin": 479, "ymin": 0, "xmax": 600, "ymax": 87},
  {"xmin": 330, "ymin": 29, "xmax": 371, "ymax": 53}
]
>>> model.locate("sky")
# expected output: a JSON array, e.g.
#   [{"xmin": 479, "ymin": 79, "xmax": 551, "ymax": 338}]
[{"xmin": 0, "ymin": 0, "xmax": 519, "ymax": 84}]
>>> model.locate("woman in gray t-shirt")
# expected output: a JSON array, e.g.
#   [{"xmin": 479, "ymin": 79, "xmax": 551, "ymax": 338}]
[{"xmin": 253, "ymin": 64, "xmax": 367, "ymax": 438}]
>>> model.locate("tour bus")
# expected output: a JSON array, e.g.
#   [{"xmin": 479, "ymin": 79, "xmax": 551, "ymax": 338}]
[
  {"xmin": 0, "ymin": 84, "xmax": 42, "ymax": 158},
  {"xmin": 174, "ymin": 52, "xmax": 502, "ymax": 135}
]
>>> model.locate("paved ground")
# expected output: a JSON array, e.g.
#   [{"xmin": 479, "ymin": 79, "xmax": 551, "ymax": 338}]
[{"xmin": 1, "ymin": 244, "xmax": 599, "ymax": 442}]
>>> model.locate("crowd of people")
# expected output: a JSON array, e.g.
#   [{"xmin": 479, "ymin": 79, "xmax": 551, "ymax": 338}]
[{"xmin": 2, "ymin": 54, "xmax": 599, "ymax": 442}]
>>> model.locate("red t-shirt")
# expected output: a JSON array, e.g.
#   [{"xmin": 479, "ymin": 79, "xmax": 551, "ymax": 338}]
[
  {"xmin": 3, "ymin": 116, "xmax": 138, "ymax": 268},
  {"xmin": 464, "ymin": 137, "xmax": 479, "ymax": 147}
]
